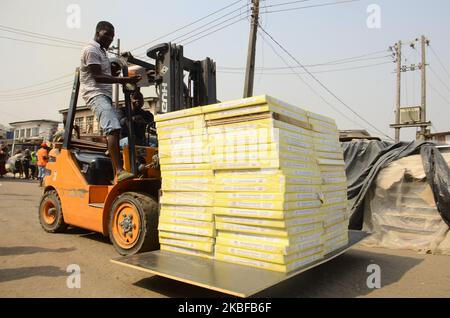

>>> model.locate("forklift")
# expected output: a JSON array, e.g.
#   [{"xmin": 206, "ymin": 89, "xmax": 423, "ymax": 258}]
[
  {"xmin": 38, "ymin": 43, "xmax": 217, "ymax": 256},
  {"xmin": 39, "ymin": 42, "xmax": 368, "ymax": 297}
]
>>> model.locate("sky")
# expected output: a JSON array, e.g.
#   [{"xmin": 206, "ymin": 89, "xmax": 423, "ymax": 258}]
[{"xmin": 0, "ymin": 0, "xmax": 449, "ymax": 141}]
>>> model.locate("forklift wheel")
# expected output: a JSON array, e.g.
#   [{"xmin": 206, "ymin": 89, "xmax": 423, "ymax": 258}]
[
  {"xmin": 39, "ymin": 190, "xmax": 68, "ymax": 233},
  {"xmin": 109, "ymin": 192, "xmax": 159, "ymax": 256}
]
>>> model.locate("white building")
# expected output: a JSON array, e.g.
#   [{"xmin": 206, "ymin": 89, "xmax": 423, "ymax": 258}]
[
  {"xmin": 429, "ymin": 131, "xmax": 450, "ymax": 145},
  {"xmin": 9, "ymin": 119, "xmax": 60, "ymax": 152},
  {"xmin": 0, "ymin": 124, "xmax": 11, "ymax": 140}
]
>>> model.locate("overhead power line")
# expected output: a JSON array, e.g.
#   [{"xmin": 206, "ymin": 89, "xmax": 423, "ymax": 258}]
[
  {"xmin": 0, "ymin": 35, "xmax": 82, "ymax": 50},
  {"xmin": 218, "ymin": 60, "xmax": 392, "ymax": 75},
  {"xmin": 0, "ymin": 73, "xmax": 74, "ymax": 93},
  {"xmin": 262, "ymin": 0, "xmax": 361, "ymax": 14},
  {"xmin": 258, "ymin": 30, "xmax": 371, "ymax": 132},
  {"xmin": 220, "ymin": 51, "xmax": 390, "ymax": 70},
  {"xmin": 130, "ymin": 0, "xmax": 245, "ymax": 53},
  {"xmin": 258, "ymin": 24, "xmax": 394, "ymax": 141},
  {"xmin": 181, "ymin": 14, "xmax": 249, "ymax": 46},
  {"xmin": 429, "ymin": 45, "xmax": 450, "ymax": 78},
  {"xmin": 0, "ymin": 81, "xmax": 74, "ymax": 98},
  {"xmin": 0, "ymin": 24, "xmax": 85, "ymax": 46}
]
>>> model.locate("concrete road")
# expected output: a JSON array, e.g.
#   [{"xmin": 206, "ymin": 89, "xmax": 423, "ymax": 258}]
[{"xmin": 0, "ymin": 176, "xmax": 449, "ymax": 298}]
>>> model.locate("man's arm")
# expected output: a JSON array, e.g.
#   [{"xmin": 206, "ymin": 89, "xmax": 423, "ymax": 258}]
[{"xmin": 88, "ymin": 64, "xmax": 141, "ymax": 85}]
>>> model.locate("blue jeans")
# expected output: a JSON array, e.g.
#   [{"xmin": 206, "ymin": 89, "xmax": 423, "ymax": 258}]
[
  {"xmin": 38, "ymin": 166, "xmax": 46, "ymax": 179},
  {"xmin": 88, "ymin": 95, "xmax": 121, "ymax": 135}
]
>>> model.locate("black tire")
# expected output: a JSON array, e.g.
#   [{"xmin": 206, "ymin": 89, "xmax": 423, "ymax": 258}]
[
  {"xmin": 109, "ymin": 192, "xmax": 159, "ymax": 256},
  {"xmin": 39, "ymin": 190, "xmax": 67, "ymax": 233}
]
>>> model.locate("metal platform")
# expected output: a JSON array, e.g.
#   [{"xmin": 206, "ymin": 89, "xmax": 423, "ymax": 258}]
[{"xmin": 111, "ymin": 230, "xmax": 369, "ymax": 298}]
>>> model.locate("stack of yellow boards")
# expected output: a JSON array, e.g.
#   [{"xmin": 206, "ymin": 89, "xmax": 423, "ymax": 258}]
[
  {"xmin": 155, "ymin": 95, "xmax": 349, "ymax": 272},
  {"xmin": 156, "ymin": 108, "xmax": 215, "ymax": 259}
]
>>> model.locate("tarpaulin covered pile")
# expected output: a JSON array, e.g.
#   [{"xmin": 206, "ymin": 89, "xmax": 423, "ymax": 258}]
[{"xmin": 343, "ymin": 140, "xmax": 450, "ymax": 254}]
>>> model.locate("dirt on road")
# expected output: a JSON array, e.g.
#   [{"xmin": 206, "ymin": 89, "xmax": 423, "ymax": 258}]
[{"xmin": 0, "ymin": 176, "xmax": 449, "ymax": 298}]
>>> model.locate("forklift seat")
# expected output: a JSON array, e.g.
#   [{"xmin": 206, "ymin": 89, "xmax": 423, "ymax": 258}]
[{"xmin": 72, "ymin": 150, "xmax": 114, "ymax": 185}]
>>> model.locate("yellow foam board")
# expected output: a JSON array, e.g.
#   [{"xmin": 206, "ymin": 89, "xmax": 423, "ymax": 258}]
[
  {"xmin": 307, "ymin": 111, "xmax": 336, "ymax": 126},
  {"xmin": 324, "ymin": 211, "xmax": 347, "ymax": 227},
  {"xmin": 161, "ymin": 170, "xmax": 213, "ymax": 178},
  {"xmin": 217, "ymin": 228, "xmax": 323, "ymax": 246},
  {"xmin": 159, "ymin": 238, "xmax": 214, "ymax": 253},
  {"xmin": 155, "ymin": 107, "xmax": 203, "ymax": 122},
  {"xmin": 159, "ymin": 216, "xmax": 214, "ymax": 229},
  {"xmin": 216, "ymin": 230, "xmax": 323, "ymax": 254},
  {"xmin": 159, "ymin": 230, "xmax": 215, "ymax": 243},
  {"xmin": 212, "ymin": 143, "xmax": 315, "ymax": 157},
  {"xmin": 214, "ymin": 197, "xmax": 322, "ymax": 211},
  {"xmin": 323, "ymin": 176, "xmax": 347, "ymax": 184},
  {"xmin": 215, "ymin": 214, "xmax": 324, "ymax": 229},
  {"xmin": 160, "ymin": 204, "xmax": 213, "ymax": 214},
  {"xmin": 215, "ymin": 173, "xmax": 322, "ymax": 186},
  {"xmin": 321, "ymin": 183, "xmax": 347, "ymax": 192},
  {"xmin": 211, "ymin": 149, "xmax": 315, "ymax": 165},
  {"xmin": 201, "ymin": 95, "xmax": 267, "ymax": 113},
  {"xmin": 158, "ymin": 127, "xmax": 208, "ymax": 140},
  {"xmin": 215, "ymin": 221, "xmax": 323, "ymax": 237},
  {"xmin": 159, "ymin": 146, "xmax": 209, "ymax": 159},
  {"xmin": 158, "ymin": 134, "xmax": 208, "ymax": 147},
  {"xmin": 209, "ymin": 127, "xmax": 313, "ymax": 149},
  {"xmin": 159, "ymin": 154, "xmax": 209, "ymax": 165},
  {"xmin": 160, "ymin": 191, "xmax": 214, "ymax": 207},
  {"xmin": 214, "ymin": 192, "xmax": 320, "ymax": 203},
  {"xmin": 213, "ymin": 206, "xmax": 322, "ymax": 220},
  {"xmin": 160, "ymin": 208, "xmax": 214, "ymax": 222},
  {"xmin": 315, "ymin": 151, "xmax": 344, "ymax": 160},
  {"xmin": 214, "ymin": 183, "xmax": 321, "ymax": 193},
  {"xmin": 215, "ymin": 243, "xmax": 322, "ymax": 265},
  {"xmin": 204, "ymin": 100, "xmax": 308, "ymax": 124},
  {"xmin": 318, "ymin": 163, "xmax": 346, "ymax": 171},
  {"xmin": 207, "ymin": 118, "xmax": 312, "ymax": 138},
  {"xmin": 155, "ymin": 114, "xmax": 205, "ymax": 128},
  {"xmin": 161, "ymin": 244, "xmax": 213, "ymax": 259},
  {"xmin": 214, "ymin": 251, "xmax": 323, "ymax": 273},
  {"xmin": 158, "ymin": 223, "xmax": 215, "ymax": 237},
  {"xmin": 314, "ymin": 143, "xmax": 342, "ymax": 153},
  {"xmin": 160, "ymin": 163, "xmax": 212, "ymax": 171},
  {"xmin": 162, "ymin": 177, "xmax": 214, "ymax": 192},
  {"xmin": 202, "ymin": 95, "xmax": 307, "ymax": 117}
]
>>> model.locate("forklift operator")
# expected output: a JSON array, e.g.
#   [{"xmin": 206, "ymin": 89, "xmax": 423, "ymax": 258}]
[
  {"xmin": 119, "ymin": 90, "xmax": 155, "ymax": 147},
  {"xmin": 80, "ymin": 20, "xmax": 141, "ymax": 183}
]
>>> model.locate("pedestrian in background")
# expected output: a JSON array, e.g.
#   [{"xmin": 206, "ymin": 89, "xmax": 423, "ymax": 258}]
[
  {"xmin": 30, "ymin": 151, "xmax": 38, "ymax": 180},
  {"xmin": 37, "ymin": 143, "xmax": 49, "ymax": 187},
  {"xmin": 0, "ymin": 145, "xmax": 7, "ymax": 178}
]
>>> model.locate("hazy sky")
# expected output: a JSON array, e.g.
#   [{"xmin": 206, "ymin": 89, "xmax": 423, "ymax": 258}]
[{"xmin": 1, "ymin": 0, "xmax": 449, "ymax": 141}]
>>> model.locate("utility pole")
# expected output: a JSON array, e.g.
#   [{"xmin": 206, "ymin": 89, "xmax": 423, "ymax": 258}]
[
  {"xmin": 420, "ymin": 35, "xmax": 427, "ymax": 140},
  {"xmin": 390, "ymin": 36, "xmax": 431, "ymax": 142},
  {"xmin": 243, "ymin": 0, "xmax": 260, "ymax": 98},
  {"xmin": 114, "ymin": 38, "xmax": 120, "ymax": 108},
  {"xmin": 394, "ymin": 41, "xmax": 402, "ymax": 143}
]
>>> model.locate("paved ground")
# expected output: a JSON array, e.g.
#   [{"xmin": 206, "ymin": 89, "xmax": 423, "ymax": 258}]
[{"xmin": 0, "ymin": 175, "xmax": 449, "ymax": 298}]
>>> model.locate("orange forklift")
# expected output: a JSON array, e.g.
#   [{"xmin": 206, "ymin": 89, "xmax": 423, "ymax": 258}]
[{"xmin": 38, "ymin": 43, "xmax": 217, "ymax": 255}]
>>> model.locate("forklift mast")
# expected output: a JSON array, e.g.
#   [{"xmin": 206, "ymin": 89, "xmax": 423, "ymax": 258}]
[{"xmin": 146, "ymin": 43, "xmax": 217, "ymax": 114}]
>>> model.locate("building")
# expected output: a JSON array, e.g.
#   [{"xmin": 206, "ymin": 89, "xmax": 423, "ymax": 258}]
[
  {"xmin": 59, "ymin": 97, "xmax": 158, "ymax": 136},
  {"xmin": 0, "ymin": 124, "xmax": 12, "ymax": 140},
  {"xmin": 9, "ymin": 119, "xmax": 60, "ymax": 152},
  {"xmin": 429, "ymin": 131, "xmax": 450, "ymax": 145}
]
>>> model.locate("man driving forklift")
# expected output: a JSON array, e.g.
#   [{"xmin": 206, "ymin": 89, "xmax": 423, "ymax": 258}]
[{"xmin": 80, "ymin": 20, "xmax": 141, "ymax": 183}]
